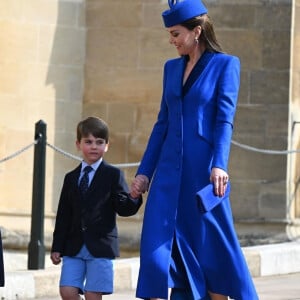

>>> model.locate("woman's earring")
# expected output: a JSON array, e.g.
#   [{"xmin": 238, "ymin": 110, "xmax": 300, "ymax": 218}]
[{"xmin": 195, "ymin": 37, "xmax": 199, "ymax": 44}]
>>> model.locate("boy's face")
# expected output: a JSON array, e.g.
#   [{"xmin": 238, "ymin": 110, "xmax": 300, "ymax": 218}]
[{"xmin": 76, "ymin": 134, "xmax": 108, "ymax": 165}]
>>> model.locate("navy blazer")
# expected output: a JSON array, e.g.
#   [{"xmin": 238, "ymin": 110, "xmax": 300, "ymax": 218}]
[{"xmin": 51, "ymin": 160, "xmax": 142, "ymax": 258}]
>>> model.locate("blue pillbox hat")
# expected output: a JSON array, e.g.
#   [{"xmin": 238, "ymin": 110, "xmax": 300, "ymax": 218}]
[{"xmin": 162, "ymin": 0, "xmax": 208, "ymax": 27}]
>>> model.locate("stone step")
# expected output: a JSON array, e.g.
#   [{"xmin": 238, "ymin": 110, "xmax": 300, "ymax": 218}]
[{"xmin": 1, "ymin": 241, "xmax": 300, "ymax": 299}]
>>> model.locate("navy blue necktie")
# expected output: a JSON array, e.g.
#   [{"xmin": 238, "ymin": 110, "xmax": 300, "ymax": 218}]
[{"xmin": 79, "ymin": 166, "xmax": 93, "ymax": 195}]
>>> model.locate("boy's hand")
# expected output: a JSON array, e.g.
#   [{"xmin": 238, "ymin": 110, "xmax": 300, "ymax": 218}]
[
  {"xmin": 50, "ymin": 252, "xmax": 61, "ymax": 265},
  {"xmin": 130, "ymin": 174, "xmax": 149, "ymax": 198}
]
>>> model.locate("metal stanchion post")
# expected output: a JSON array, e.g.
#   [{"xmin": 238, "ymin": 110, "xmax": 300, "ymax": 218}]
[{"xmin": 28, "ymin": 120, "xmax": 46, "ymax": 269}]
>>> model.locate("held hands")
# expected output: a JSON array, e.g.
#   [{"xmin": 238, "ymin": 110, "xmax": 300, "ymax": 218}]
[
  {"xmin": 130, "ymin": 174, "xmax": 149, "ymax": 198},
  {"xmin": 50, "ymin": 252, "xmax": 62, "ymax": 265},
  {"xmin": 210, "ymin": 167, "xmax": 229, "ymax": 197}
]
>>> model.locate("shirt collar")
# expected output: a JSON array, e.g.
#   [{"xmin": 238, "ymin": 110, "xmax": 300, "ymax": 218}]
[{"xmin": 81, "ymin": 158, "xmax": 102, "ymax": 172}]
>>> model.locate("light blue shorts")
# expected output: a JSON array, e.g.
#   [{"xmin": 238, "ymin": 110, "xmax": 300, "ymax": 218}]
[{"xmin": 60, "ymin": 245, "xmax": 113, "ymax": 294}]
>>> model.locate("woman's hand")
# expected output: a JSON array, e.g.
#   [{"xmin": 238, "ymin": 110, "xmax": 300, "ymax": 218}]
[
  {"xmin": 130, "ymin": 174, "xmax": 149, "ymax": 198},
  {"xmin": 210, "ymin": 167, "xmax": 229, "ymax": 197}
]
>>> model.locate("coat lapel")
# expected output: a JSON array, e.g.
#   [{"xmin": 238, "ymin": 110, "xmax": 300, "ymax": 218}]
[
  {"xmin": 72, "ymin": 165, "xmax": 82, "ymax": 193},
  {"xmin": 183, "ymin": 51, "xmax": 214, "ymax": 97},
  {"xmin": 168, "ymin": 57, "xmax": 185, "ymax": 99}
]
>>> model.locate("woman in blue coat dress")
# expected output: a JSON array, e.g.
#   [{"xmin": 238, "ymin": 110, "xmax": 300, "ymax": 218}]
[{"xmin": 131, "ymin": 1, "xmax": 258, "ymax": 299}]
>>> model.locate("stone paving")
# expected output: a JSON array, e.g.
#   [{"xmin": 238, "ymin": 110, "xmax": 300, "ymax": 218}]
[
  {"xmin": 2, "ymin": 239, "xmax": 300, "ymax": 300},
  {"xmin": 30, "ymin": 273, "xmax": 300, "ymax": 300}
]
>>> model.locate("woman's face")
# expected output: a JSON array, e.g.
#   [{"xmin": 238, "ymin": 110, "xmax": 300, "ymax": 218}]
[{"xmin": 167, "ymin": 25, "xmax": 199, "ymax": 56}]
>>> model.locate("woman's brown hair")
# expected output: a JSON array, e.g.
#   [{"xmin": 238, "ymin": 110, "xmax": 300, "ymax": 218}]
[{"xmin": 181, "ymin": 14, "xmax": 223, "ymax": 53}]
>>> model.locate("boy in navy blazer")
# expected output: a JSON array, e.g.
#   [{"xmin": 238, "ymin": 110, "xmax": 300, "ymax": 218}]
[{"xmin": 51, "ymin": 116, "xmax": 142, "ymax": 300}]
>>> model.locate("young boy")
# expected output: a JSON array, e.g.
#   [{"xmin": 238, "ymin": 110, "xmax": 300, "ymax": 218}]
[{"xmin": 50, "ymin": 116, "xmax": 142, "ymax": 300}]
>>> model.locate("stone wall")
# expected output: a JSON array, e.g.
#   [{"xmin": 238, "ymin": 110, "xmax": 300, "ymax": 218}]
[
  {"xmin": 84, "ymin": 0, "xmax": 296, "ymax": 240},
  {"xmin": 0, "ymin": 0, "xmax": 299, "ymax": 248},
  {"xmin": 83, "ymin": 0, "xmax": 172, "ymax": 231},
  {"xmin": 0, "ymin": 0, "xmax": 86, "ymax": 233},
  {"xmin": 290, "ymin": 0, "xmax": 300, "ymax": 227},
  {"xmin": 214, "ymin": 0, "xmax": 292, "ymax": 237}
]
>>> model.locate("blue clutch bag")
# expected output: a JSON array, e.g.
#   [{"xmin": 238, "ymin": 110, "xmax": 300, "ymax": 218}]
[{"xmin": 196, "ymin": 182, "xmax": 231, "ymax": 213}]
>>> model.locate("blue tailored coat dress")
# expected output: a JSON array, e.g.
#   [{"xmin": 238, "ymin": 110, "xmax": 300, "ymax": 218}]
[{"xmin": 135, "ymin": 51, "xmax": 258, "ymax": 300}]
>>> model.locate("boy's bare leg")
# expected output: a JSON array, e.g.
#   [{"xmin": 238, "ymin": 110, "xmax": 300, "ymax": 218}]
[
  {"xmin": 60, "ymin": 286, "xmax": 82, "ymax": 300},
  {"xmin": 84, "ymin": 291, "xmax": 103, "ymax": 300},
  {"xmin": 209, "ymin": 292, "xmax": 228, "ymax": 300}
]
